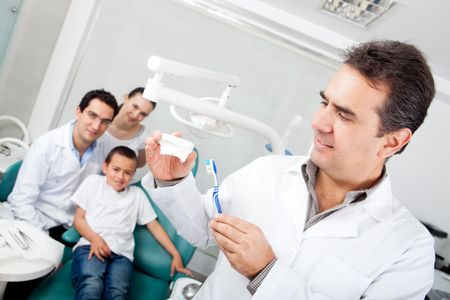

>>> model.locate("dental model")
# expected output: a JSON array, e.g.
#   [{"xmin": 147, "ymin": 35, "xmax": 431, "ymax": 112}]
[{"xmin": 159, "ymin": 133, "xmax": 194, "ymax": 162}]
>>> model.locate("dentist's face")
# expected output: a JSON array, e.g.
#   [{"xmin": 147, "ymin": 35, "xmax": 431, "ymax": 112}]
[
  {"xmin": 75, "ymin": 98, "xmax": 114, "ymax": 145},
  {"xmin": 310, "ymin": 64, "xmax": 389, "ymax": 185},
  {"xmin": 102, "ymin": 153, "xmax": 136, "ymax": 192}
]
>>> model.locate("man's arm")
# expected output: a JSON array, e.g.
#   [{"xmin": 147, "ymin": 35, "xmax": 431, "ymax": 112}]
[
  {"xmin": 6, "ymin": 142, "xmax": 50, "ymax": 229},
  {"xmin": 73, "ymin": 206, "xmax": 111, "ymax": 261},
  {"xmin": 146, "ymin": 219, "xmax": 192, "ymax": 277}
]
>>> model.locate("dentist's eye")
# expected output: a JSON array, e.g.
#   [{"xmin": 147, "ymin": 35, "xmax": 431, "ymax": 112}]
[{"xmin": 338, "ymin": 112, "xmax": 349, "ymax": 121}]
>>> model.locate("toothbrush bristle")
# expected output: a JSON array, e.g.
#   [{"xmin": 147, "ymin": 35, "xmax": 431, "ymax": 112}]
[{"xmin": 205, "ymin": 159, "xmax": 213, "ymax": 173}]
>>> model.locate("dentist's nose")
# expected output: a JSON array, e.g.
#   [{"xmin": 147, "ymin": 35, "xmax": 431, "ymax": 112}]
[{"xmin": 311, "ymin": 106, "xmax": 332, "ymax": 133}]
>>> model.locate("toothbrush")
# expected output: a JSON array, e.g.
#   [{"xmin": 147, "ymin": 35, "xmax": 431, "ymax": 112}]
[{"xmin": 205, "ymin": 159, "xmax": 222, "ymax": 214}]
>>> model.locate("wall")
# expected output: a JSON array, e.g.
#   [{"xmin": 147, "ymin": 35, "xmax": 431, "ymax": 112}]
[
  {"xmin": 0, "ymin": 0, "xmax": 70, "ymax": 136},
  {"xmin": 389, "ymin": 98, "xmax": 450, "ymax": 239},
  {"xmin": 56, "ymin": 0, "xmax": 334, "ymax": 192}
]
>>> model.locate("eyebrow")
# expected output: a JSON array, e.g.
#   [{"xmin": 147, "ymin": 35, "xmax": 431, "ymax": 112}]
[
  {"xmin": 320, "ymin": 91, "xmax": 358, "ymax": 120},
  {"xmin": 88, "ymin": 110, "xmax": 113, "ymax": 123},
  {"xmin": 133, "ymin": 104, "xmax": 149, "ymax": 116}
]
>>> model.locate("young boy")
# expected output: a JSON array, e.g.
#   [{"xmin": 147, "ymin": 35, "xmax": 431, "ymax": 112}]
[{"xmin": 71, "ymin": 146, "xmax": 192, "ymax": 300}]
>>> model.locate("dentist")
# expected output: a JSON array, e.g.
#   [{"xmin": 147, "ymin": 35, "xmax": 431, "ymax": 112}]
[{"xmin": 143, "ymin": 40, "xmax": 435, "ymax": 299}]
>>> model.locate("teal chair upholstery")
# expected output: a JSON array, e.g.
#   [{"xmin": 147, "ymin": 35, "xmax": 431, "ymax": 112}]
[
  {"xmin": 0, "ymin": 159, "xmax": 22, "ymax": 202},
  {"xmin": 29, "ymin": 149, "xmax": 199, "ymax": 300}
]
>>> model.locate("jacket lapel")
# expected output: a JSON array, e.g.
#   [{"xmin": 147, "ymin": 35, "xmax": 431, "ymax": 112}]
[
  {"xmin": 280, "ymin": 160, "xmax": 308, "ymax": 234},
  {"xmin": 302, "ymin": 173, "xmax": 394, "ymax": 240},
  {"xmin": 302, "ymin": 206, "xmax": 360, "ymax": 239}
]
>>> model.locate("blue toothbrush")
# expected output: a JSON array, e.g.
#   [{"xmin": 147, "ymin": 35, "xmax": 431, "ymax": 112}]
[{"xmin": 205, "ymin": 159, "xmax": 222, "ymax": 214}]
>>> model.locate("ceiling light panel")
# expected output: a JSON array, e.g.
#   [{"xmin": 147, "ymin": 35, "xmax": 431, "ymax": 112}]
[{"xmin": 321, "ymin": 0, "xmax": 396, "ymax": 28}]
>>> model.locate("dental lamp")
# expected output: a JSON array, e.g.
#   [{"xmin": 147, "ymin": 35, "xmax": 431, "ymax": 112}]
[{"xmin": 143, "ymin": 56, "xmax": 287, "ymax": 155}]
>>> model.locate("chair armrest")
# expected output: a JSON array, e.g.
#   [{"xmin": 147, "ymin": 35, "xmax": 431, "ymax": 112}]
[
  {"xmin": 62, "ymin": 226, "xmax": 80, "ymax": 243},
  {"xmin": 172, "ymin": 272, "xmax": 190, "ymax": 283}
]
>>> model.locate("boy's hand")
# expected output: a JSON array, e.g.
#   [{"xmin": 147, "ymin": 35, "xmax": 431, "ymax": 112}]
[
  {"xmin": 145, "ymin": 130, "xmax": 197, "ymax": 181},
  {"xmin": 170, "ymin": 254, "xmax": 193, "ymax": 277},
  {"xmin": 89, "ymin": 234, "xmax": 111, "ymax": 262}
]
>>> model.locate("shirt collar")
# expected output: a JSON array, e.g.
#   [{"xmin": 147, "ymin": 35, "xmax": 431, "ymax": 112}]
[
  {"xmin": 300, "ymin": 159, "xmax": 386, "ymax": 204},
  {"xmin": 69, "ymin": 121, "xmax": 97, "ymax": 166}
]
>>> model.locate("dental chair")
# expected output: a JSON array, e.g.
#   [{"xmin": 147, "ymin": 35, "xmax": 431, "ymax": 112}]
[
  {"xmin": 28, "ymin": 151, "xmax": 199, "ymax": 300},
  {"xmin": 0, "ymin": 159, "xmax": 22, "ymax": 202}
]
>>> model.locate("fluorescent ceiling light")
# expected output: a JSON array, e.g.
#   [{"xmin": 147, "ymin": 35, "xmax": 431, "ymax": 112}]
[{"xmin": 321, "ymin": 0, "xmax": 396, "ymax": 28}]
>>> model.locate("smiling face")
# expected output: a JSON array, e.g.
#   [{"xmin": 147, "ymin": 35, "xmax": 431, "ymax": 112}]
[
  {"xmin": 310, "ymin": 64, "xmax": 393, "ymax": 187},
  {"xmin": 120, "ymin": 93, "xmax": 154, "ymax": 127},
  {"xmin": 74, "ymin": 98, "xmax": 114, "ymax": 147},
  {"xmin": 102, "ymin": 153, "xmax": 137, "ymax": 192}
]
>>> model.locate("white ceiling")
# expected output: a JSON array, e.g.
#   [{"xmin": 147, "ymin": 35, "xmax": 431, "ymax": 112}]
[
  {"xmin": 209, "ymin": 0, "xmax": 450, "ymax": 98},
  {"xmin": 258, "ymin": 0, "xmax": 450, "ymax": 81}
]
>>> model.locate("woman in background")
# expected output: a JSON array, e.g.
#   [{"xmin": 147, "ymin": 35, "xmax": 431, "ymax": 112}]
[{"xmin": 100, "ymin": 87, "xmax": 156, "ymax": 168}]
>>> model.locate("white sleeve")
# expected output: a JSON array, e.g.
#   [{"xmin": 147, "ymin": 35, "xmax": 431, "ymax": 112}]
[
  {"xmin": 6, "ymin": 140, "xmax": 50, "ymax": 230},
  {"xmin": 141, "ymin": 172, "xmax": 215, "ymax": 248},
  {"xmin": 140, "ymin": 159, "xmax": 260, "ymax": 249},
  {"xmin": 135, "ymin": 189, "xmax": 157, "ymax": 225},
  {"xmin": 70, "ymin": 176, "xmax": 95, "ymax": 210}
]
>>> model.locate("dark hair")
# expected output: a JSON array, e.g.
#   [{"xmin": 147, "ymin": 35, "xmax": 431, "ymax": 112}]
[
  {"xmin": 78, "ymin": 89, "xmax": 119, "ymax": 118},
  {"xmin": 128, "ymin": 87, "xmax": 157, "ymax": 109},
  {"xmin": 343, "ymin": 40, "xmax": 435, "ymax": 154},
  {"xmin": 105, "ymin": 146, "xmax": 138, "ymax": 168}
]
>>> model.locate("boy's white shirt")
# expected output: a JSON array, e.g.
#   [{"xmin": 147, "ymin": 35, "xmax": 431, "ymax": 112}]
[{"xmin": 71, "ymin": 174, "xmax": 156, "ymax": 261}]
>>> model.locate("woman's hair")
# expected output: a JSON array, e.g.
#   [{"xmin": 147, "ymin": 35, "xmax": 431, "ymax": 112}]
[{"xmin": 128, "ymin": 87, "xmax": 157, "ymax": 109}]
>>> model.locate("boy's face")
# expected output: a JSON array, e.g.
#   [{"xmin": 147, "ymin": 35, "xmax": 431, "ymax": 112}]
[{"xmin": 102, "ymin": 153, "xmax": 137, "ymax": 192}]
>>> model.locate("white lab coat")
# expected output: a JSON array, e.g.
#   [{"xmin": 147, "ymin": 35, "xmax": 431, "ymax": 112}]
[
  {"xmin": 142, "ymin": 155, "xmax": 434, "ymax": 300},
  {"xmin": 5, "ymin": 121, "xmax": 104, "ymax": 230}
]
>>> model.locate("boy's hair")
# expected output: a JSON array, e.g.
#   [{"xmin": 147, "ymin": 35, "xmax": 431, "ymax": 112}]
[
  {"xmin": 128, "ymin": 86, "xmax": 157, "ymax": 109},
  {"xmin": 105, "ymin": 146, "xmax": 138, "ymax": 168},
  {"xmin": 78, "ymin": 89, "xmax": 119, "ymax": 118},
  {"xmin": 343, "ymin": 40, "xmax": 435, "ymax": 154}
]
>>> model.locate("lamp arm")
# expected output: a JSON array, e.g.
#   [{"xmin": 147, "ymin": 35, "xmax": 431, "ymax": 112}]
[{"xmin": 154, "ymin": 86, "xmax": 285, "ymax": 154}]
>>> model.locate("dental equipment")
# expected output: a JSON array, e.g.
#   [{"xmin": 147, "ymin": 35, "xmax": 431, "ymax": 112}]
[
  {"xmin": 0, "ymin": 115, "xmax": 30, "ymax": 173},
  {"xmin": 205, "ymin": 159, "xmax": 222, "ymax": 214},
  {"xmin": 266, "ymin": 114, "xmax": 303, "ymax": 155},
  {"xmin": 143, "ymin": 56, "xmax": 286, "ymax": 155},
  {"xmin": 159, "ymin": 133, "xmax": 194, "ymax": 162}
]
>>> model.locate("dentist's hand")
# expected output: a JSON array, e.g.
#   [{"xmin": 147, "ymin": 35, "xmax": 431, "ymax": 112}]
[
  {"xmin": 211, "ymin": 214, "xmax": 276, "ymax": 279},
  {"xmin": 145, "ymin": 130, "xmax": 197, "ymax": 181}
]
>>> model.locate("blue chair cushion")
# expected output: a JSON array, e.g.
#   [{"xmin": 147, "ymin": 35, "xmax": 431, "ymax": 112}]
[
  {"xmin": 0, "ymin": 160, "xmax": 22, "ymax": 201},
  {"xmin": 28, "ymin": 260, "xmax": 171, "ymax": 300}
]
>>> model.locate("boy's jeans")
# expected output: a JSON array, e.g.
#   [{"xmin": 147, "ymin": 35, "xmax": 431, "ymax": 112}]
[{"xmin": 71, "ymin": 245, "xmax": 133, "ymax": 300}]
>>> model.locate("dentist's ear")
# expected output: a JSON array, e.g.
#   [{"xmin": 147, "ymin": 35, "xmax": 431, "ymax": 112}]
[{"xmin": 379, "ymin": 128, "xmax": 412, "ymax": 158}]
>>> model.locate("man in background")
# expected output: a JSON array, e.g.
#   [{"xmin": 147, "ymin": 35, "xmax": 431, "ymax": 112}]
[{"xmin": 6, "ymin": 89, "xmax": 119, "ymax": 242}]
